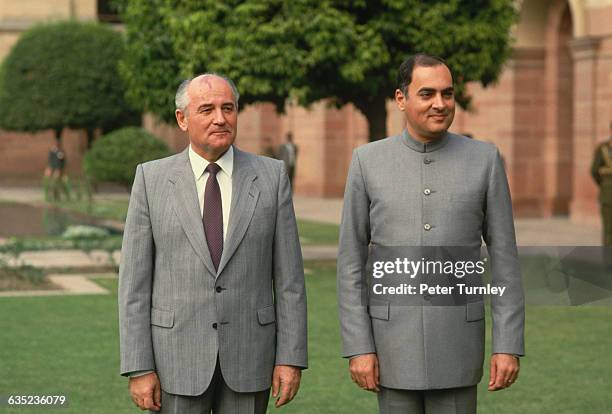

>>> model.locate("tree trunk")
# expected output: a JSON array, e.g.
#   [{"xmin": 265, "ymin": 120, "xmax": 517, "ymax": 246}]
[
  {"xmin": 356, "ymin": 95, "xmax": 388, "ymax": 142},
  {"xmin": 86, "ymin": 129, "xmax": 95, "ymax": 149},
  {"xmin": 53, "ymin": 128, "xmax": 63, "ymax": 144}
]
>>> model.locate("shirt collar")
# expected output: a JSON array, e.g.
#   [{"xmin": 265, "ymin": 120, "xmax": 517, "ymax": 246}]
[
  {"xmin": 188, "ymin": 145, "xmax": 234, "ymax": 180},
  {"xmin": 400, "ymin": 129, "xmax": 449, "ymax": 153}
]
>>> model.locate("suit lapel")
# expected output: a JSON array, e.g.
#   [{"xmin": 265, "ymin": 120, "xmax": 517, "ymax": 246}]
[
  {"xmin": 216, "ymin": 148, "xmax": 259, "ymax": 276},
  {"xmin": 168, "ymin": 149, "xmax": 217, "ymax": 276}
]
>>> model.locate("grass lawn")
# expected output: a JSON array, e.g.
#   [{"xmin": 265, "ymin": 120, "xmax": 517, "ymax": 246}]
[
  {"xmin": 0, "ymin": 262, "xmax": 610, "ymax": 413},
  {"xmin": 51, "ymin": 198, "xmax": 130, "ymax": 222},
  {"xmin": 297, "ymin": 220, "xmax": 339, "ymax": 246}
]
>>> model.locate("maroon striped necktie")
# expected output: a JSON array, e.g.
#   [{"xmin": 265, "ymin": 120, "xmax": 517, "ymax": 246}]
[{"xmin": 203, "ymin": 163, "xmax": 223, "ymax": 270}]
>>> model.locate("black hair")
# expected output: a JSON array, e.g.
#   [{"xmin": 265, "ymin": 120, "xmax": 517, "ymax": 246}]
[{"xmin": 397, "ymin": 54, "xmax": 452, "ymax": 95}]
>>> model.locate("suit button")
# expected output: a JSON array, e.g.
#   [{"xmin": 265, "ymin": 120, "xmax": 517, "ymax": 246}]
[
  {"xmin": 423, "ymin": 188, "xmax": 431, "ymax": 195},
  {"xmin": 215, "ymin": 286, "xmax": 222, "ymax": 293},
  {"xmin": 212, "ymin": 323, "xmax": 218, "ymax": 329},
  {"xmin": 424, "ymin": 158, "xmax": 432, "ymax": 164},
  {"xmin": 424, "ymin": 223, "xmax": 432, "ymax": 231}
]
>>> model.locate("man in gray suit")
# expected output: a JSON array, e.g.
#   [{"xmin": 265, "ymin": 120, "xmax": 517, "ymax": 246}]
[
  {"xmin": 337, "ymin": 54, "xmax": 524, "ymax": 413},
  {"xmin": 119, "ymin": 74, "xmax": 307, "ymax": 413}
]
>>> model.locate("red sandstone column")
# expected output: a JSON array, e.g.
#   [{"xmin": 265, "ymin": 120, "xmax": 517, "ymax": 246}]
[
  {"xmin": 509, "ymin": 48, "xmax": 547, "ymax": 217},
  {"xmin": 569, "ymin": 36, "xmax": 601, "ymax": 224}
]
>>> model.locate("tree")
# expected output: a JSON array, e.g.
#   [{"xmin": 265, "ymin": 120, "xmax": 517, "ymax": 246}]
[
  {"xmin": 0, "ymin": 21, "xmax": 136, "ymax": 145},
  {"xmin": 117, "ymin": 0, "xmax": 517, "ymax": 141}
]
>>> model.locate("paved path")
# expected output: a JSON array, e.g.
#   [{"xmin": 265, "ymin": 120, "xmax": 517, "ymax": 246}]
[
  {"xmin": 1, "ymin": 250, "xmax": 120, "ymax": 272},
  {"xmin": 0, "ymin": 273, "xmax": 114, "ymax": 297},
  {"xmin": 0, "ymin": 186, "xmax": 129, "ymax": 203}
]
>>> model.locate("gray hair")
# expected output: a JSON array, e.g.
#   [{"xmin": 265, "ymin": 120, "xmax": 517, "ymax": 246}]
[{"xmin": 175, "ymin": 73, "xmax": 240, "ymax": 113}]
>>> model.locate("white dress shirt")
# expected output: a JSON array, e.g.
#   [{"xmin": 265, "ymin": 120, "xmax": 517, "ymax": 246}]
[{"xmin": 188, "ymin": 145, "xmax": 233, "ymax": 242}]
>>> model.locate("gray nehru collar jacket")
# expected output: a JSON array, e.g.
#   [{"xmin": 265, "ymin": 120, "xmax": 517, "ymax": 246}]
[{"xmin": 337, "ymin": 129, "xmax": 525, "ymax": 390}]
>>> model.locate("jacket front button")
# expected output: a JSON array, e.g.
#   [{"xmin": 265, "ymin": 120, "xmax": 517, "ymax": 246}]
[
  {"xmin": 212, "ymin": 323, "xmax": 218, "ymax": 329},
  {"xmin": 424, "ymin": 223, "xmax": 432, "ymax": 231},
  {"xmin": 215, "ymin": 286, "xmax": 222, "ymax": 293}
]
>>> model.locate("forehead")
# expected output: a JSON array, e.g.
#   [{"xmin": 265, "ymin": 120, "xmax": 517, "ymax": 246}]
[
  {"xmin": 188, "ymin": 76, "xmax": 234, "ymax": 104},
  {"xmin": 410, "ymin": 65, "xmax": 453, "ymax": 89}
]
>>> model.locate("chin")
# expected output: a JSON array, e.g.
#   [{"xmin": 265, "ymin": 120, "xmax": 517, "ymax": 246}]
[{"xmin": 426, "ymin": 128, "xmax": 447, "ymax": 137}]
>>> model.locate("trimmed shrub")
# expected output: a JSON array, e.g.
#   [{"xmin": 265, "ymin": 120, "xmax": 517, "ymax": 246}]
[
  {"xmin": 0, "ymin": 21, "xmax": 134, "ymax": 137},
  {"xmin": 84, "ymin": 127, "xmax": 171, "ymax": 188}
]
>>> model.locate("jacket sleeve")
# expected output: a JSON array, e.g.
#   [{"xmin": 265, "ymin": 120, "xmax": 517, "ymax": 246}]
[
  {"xmin": 118, "ymin": 164, "xmax": 156, "ymax": 376},
  {"xmin": 272, "ymin": 162, "xmax": 308, "ymax": 368},
  {"xmin": 483, "ymin": 149, "xmax": 525, "ymax": 356},
  {"xmin": 337, "ymin": 150, "xmax": 375, "ymax": 358}
]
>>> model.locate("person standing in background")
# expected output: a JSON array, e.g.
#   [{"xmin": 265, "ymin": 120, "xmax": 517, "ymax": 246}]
[
  {"xmin": 278, "ymin": 132, "xmax": 298, "ymax": 190},
  {"xmin": 44, "ymin": 140, "xmax": 70, "ymax": 201},
  {"xmin": 591, "ymin": 121, "xmax": 612, "ymax": 246}
]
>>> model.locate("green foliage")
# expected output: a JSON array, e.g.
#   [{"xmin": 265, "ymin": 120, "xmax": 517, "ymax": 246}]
[
  {"xmin": 62, "ymin": 225, "xmax": 111, "ymax": 240},
  {"xmin": 0, "ymin": 240, "xmax": 46, "ymax": 287},
  {"xmin": 0, "ymin": 21, "xmax": 134, "ymax": 135},
  {"xmin": 115, "ymin": 0, "xmax": 184, "ymax": 123},
  {"xmin": 0, "ymin": 235, "xmax": 124, "ymax": 254},
  {"xmin": 116, "ymin": 0, "xmax": 517, "ymax": 138},
  {"xmin": 83, "ymin": 127, "xmax": 170, "ymax": 188}
]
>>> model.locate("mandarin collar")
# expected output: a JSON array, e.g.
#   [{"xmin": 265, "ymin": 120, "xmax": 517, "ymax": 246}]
[{"xmin": 400, "ymin": 129, "xmax": 449, "ymax": 153}]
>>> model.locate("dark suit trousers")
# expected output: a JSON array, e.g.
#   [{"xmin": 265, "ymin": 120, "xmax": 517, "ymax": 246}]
[
  {"xmin": 156, "ymin": 358, "xmax": 270, "ymax": 414},
  {"xmin": 377, "ymin": 385, "xmax": 477, "ymax": 414}
]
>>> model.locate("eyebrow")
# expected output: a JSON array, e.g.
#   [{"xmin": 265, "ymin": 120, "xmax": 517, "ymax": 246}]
[
  {"xmin": 418, "ymin": 87, "xmax": 454, "ymax": 94},
  {"xmin": 197, "ymin": 102, "xmax": 235, "ymax": 111}
]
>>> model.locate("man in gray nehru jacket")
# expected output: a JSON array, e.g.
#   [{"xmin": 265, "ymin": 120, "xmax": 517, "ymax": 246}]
[
  {"xmin": 119, "ymin": 74, "xmax": 307, "ymax": 413},
  {"xmin": 337, "ymin": 54, "xmax": 524, "ymax": 413}
]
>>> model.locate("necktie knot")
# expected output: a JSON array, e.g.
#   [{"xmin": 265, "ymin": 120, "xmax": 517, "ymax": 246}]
[{"xmin": 206, "ymin": 163, "xmax": 221, "ymax": 176}]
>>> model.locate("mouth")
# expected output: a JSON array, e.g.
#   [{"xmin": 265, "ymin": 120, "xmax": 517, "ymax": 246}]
[{"xmin": 429, "ymin": 114, "xmax": 447, "ymax": 121}]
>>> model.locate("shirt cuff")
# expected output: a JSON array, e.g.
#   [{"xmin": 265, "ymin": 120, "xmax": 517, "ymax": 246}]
[{"xmin": 128, "ymin": 370, "xmax": 155, "ymax": 378}]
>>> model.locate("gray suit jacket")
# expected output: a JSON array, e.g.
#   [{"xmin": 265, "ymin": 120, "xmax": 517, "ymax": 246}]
[
  {"xmin": 119, "ymin": 146, "xmax": 307, "ymax": 396},
  {"xmin": 337, "ymin": 131, "xmax": 524, "ymax": 390}
]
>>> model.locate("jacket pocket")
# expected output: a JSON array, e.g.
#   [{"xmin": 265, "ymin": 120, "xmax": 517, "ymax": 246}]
[
  {"xmin": 257, "ymin": 305, "xmax": 276, "ymax": 325},
  {"xmin": 151, "ymin": 308, "xmax": 174, "ymax": 328},
  {"xmin": 368, "ymin": 299, "xmax": 390, "ymax": 321},
  {"xmin": 466, "ymin": 301, "xmax": 485, "ymax": 322}
]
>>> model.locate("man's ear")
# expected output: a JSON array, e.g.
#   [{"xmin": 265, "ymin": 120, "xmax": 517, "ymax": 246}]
[
  {"xmin": 395, "ymin": 89, "xmax": 406, "ymax": 111},
  {"xmin": 175, "ymin": 109, "xmax": 188, "ymax": 132}
]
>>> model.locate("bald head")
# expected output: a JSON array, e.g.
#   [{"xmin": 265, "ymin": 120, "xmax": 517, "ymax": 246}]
[{"xmin": 175, "ymin": 73, "xmax": 240, "ymax": 114}]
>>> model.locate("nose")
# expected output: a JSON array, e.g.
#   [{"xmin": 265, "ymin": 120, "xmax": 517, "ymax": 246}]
[
  {"xmin": 432, "ymin": 93, "xmax": 445, "ymax": 110},
  {"xmin": 213, "ymin": 108, "xmax": 226, "ymax": 125}
]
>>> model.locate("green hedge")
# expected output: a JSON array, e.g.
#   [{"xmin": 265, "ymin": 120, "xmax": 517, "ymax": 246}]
[
  {"xmin": 0, "ymin": 21, "xmax": 133, "ymax": 134},
  {"xmin": 84, "ymin": 127, "xmax": 170, "ymax": 188}
]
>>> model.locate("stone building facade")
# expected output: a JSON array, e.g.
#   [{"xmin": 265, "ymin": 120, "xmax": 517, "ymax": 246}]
[{"xmin": 1, "ymin": 0, "xmax": 611, "ymax": 224}]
